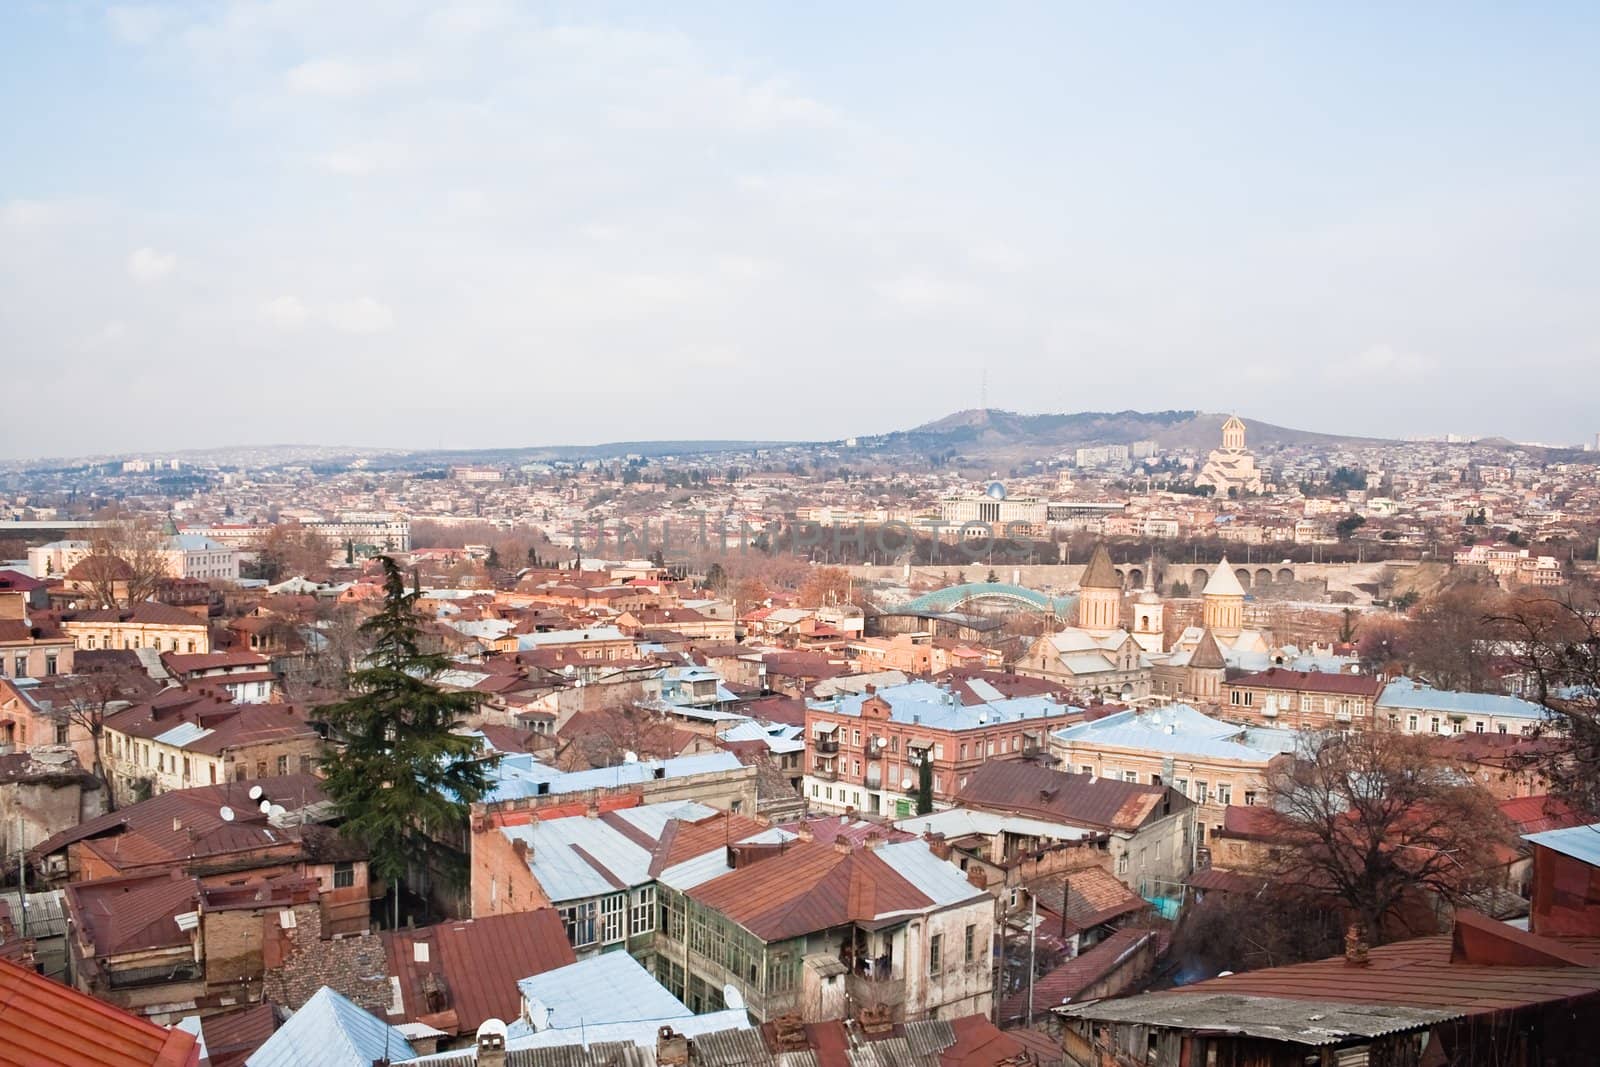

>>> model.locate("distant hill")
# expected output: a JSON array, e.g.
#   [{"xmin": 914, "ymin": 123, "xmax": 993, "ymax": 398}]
[{"xmin": 869, "ymin": 408, "xmax": 1386, "ymax": 456}]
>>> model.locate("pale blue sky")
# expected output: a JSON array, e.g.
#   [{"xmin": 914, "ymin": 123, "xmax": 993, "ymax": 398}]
[{"xmin": 3, "ymin": 2, "xmax": 1597, "ymax": 457}]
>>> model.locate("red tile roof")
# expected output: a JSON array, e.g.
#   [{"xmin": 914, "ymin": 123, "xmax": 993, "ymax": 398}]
[
  {"xmin": 1027, "ymin": 866, "xmax": 1148, "ymax": 933},
  {"xmin": 68, "ymin": 602, "xmax": 209, "ymax": 628},
  {"xmin": 1497, "ymin": 794, "xmax": 1588, "ymax": 836},
  {"xmin": 381, "ymin": 910, "xmax": 576, "ymax": 1036},
  {"xmin": 0, "ymin": 956, "xmax": 200, "ymax": 1066}
]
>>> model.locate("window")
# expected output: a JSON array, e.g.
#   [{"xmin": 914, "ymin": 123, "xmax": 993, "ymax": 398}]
[
  {"xmin": 1474, "ymin": 721, "xmax": 1485, "ymax": 733},
  {"xmin": 600, "ymin": 894, "xmax": 624, "ymax": 944},
  {"xmin": 210, "ymin": 763, "xmax": 217, "ymax": 784},
  {"xmin": 1243, "ymin": 790, "xmax": 1257, "ymax": 806},
  {"xmin": 157, "ymin": 752, "xmax": 165, "ymax": 772},
  {"xmin": 1407, "ymin": 714, "xmax": 1419, "ymax": 732},
  {"xmin": 182, "ymin": 757, "xmax": 190, "ymax": 780},
  {"xmin": 928, "ymin": 933, "xmax": 943, "ymax": 975},
  {"xmin": 86, "ymin": 635, "xmax": 97, "ymax": 650},
  {"xmin": 1174, "ymin": 777, "xmax": 1188, "ymax": 796},
  {"xmin": 960, "ymin": 744, "xmax": 968, "ymax": 760},
  {"xmin": 560, "ymin": 901, "xmax": 598, "ymax": 947},
  {"xmin": 1195, "ymin": 780, "xmax": 1208, "ymax": 802},
  {"xmin": 852, "ymin": 730, "xmax": 861, "ymax": 746},
  {"xmin": 1430, "ymin": 717, "xmax": 1440, "ymax": 734},
  {"xmin": 1498, "ymin": 723, "xmax": 1509, "ymax": 735},
  {"xmin": 45, "ymin": 653, "xmax": 58, "ymax": 676},
  {"xmin": 964, "ymin": 924, "xmax": 976, "ymax": 963},
  {"xmin": 277, "ymin": 755, "xmax": 288, "ymax": 775},
  {"xmin": 1123, "ymin": 771, "xmax": 1138, "ymax": 783},
  {"xmin": 1150, "ymin": 773, "xmax": 1162, "ymax": 786},
  {"xmin": 1216, "ymin": 784, "xmax": 1233, "ymax": 806},
  {"xmin": 933, "ymin": 743, "xmax": 944, "ymax": 760},
  {"xmin": 1116, "ymin": 852, "xmax": 1128, "ymax": 875},
  {"xmin": 333, "ymin": 862, "xmax": 355, "ymax": 889},
  {"xmin": 12, "ymin": 655, "xmax": 25, "ymax": 678},
  {"xmin": 55, "ymin": 721, "xmax": 69, "ymax": 745},
  {"xmin": 235, "ymin": 763, "xmax": 246, "ymax": 781},
  {"xmin": 1079, "ymin": 765, "xmax": 1094, "ymax": 776},
  {"xmin": 630, "ymin": 885, "xmax": 656, "ymax": 937}
]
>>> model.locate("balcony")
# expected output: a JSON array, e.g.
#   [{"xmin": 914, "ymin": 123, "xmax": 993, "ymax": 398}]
[
  {"xmin": 1334, "ymin": 711, "xmax": 1353, "ymax": 724},
  {"xmin": 812, "ymin": 762, "xmax": 838, "ymax": 781},
  {"xmin": 846, "ymin": 970, "xmax": 907, "ymax": 1014},
  {"xmin": 814, "ymin": 737, "xmax": 839, "ymax": 754}
]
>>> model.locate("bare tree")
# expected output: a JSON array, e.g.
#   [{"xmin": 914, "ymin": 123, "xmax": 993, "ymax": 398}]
[
  {"xmin": 48, "ymin": 661, "xmax": 158, "ymax": 810},
  {"xmin": 78, "ymin": 516, "xmax": 171, "ymax": 607},
  {"xmin": 1488, "ymin": 593, "xmax": 1600, "ymax": 816},
  {"xmin": 1404, "ymin": 583, "xmax": 1503, "ymax": 691},
  {"xmin": 1266, "ymin": 729, "xmax": 1512, "ymax": 944}
]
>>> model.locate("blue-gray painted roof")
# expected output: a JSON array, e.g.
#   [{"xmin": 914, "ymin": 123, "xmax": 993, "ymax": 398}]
[
  {"xmin": 1052, "ymin": 705, "xmax": 1297, "ymax": 762},
  {"xmin": 1523, "ymin": 822, "xmax": 1600, "ymax": 867},
  {"xmin": 1378, "ymin": 678, "xmax": 1549, "ymax": 720},
  {"xmin": 810, "ymin": 679, "xmax": 1075, "ymax": 732},
  {"xmin": 246, "ymin": 986, "xmax": 417, "ymax": 1067}
]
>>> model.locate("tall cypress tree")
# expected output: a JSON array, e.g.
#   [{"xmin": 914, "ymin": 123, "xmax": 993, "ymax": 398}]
[
  {"xmin": 916, "ymin": 753, "xmax": 935, "ymax": 815},
  {"xmin": 317, "ymin": 556, "xmax": 494, "ymax": 922}
]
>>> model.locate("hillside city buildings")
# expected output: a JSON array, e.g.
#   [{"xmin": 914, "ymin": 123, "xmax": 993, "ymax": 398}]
[{"xmin": 2, "ymin": 412, "xmax": 1600, "ymax": 1064}]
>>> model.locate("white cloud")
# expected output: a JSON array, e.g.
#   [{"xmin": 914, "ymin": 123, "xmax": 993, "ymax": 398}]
[
  {"xmin": 84, "ymin": 321, "xmax": 128, "ymax": 349},
  {"xmin": 260, "ymin": 296, "xmax": 309, "ymax": 329},
  {"xmin": 1340, "ymin": 344, "xmax": 1437, "ymax": 384},
  {"xmin": 285, "ymin": 58, "xmax": 417, "ymax": 97},
  {"xmin": 327, "ymin": 297, "xmax": 394, "ymax": 335},
  {"xmin": 127, "ymin": 247, "xmax": 176, "ymax": 283},
  {"xmin": 314, "ymin": 143, "xmax": 409, "ymax": 176},
  {"xmin": 106, "ymin": 6, "xmax": 171, "ymax": 45},
  {"xmin": 1, "ymin": 199, "xmax": 60, "ymax": 228},
  {"xmin": 875, "ymin": 274, "xmax": 980, "ymax": 313}
]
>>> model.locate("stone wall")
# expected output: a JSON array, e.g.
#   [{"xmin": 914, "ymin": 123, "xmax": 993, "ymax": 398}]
[{"xmin": 261, "ymin": 899, "xmax": 388, "ymax": 1013}]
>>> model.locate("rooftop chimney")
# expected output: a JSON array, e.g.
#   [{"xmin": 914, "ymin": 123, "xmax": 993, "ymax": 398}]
[
  {"xmin": 474, "ymin": 1019, "xmax": 508, "ymax": 1067},
  {"xmin": 656, "ymin": 1025, "xmax": 690, "ymax": 1066},
  {"xmin": 1344, "ymin": 923, "xmax": 1370, "ymax": 967}
]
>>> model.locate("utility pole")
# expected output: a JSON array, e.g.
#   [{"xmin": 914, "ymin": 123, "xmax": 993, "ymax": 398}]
[
  {"xmin": 1025, "ymin": 894, "xmax": 1037, "ymax": 1026},
  {"xmin": 16, "ymin": 849, "xmax": 26, "ymax": 939}
]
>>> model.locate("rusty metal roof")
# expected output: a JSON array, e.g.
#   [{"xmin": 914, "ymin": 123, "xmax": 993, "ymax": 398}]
[
  {"xmin": 956, "ymin": 761, "xmax": 1182, "ymax": 833},
  {"xmin": 382, "ymin": 910, "xmax": 576, "ymax": 1036},
  {"xmin": 687, "ymin": 841, "xmax": 936, "ymax": 942}
]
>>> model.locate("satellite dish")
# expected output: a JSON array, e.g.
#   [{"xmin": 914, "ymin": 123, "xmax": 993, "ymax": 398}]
[
  {"xmin": 248, "ymin": 785, "xmax": 264, "ymax": 801},
  {"xmin": 525, "ymin": 999, "xmax": 549, "ymax": 1032},
  {"xmin": 874, "ymin": 736, "xmax": 886, "ymax": 749},
  {"xmin": 219, "ymin": 806, "xmax": 234, "ymax": 822},
  {"xmin": 623, "ymin": 750, "xmax": 638, "ymax": 763},
  {"xmin": 723, "ymin": 985, "xmax": 745, "ymax": 1011},
  {"xmin": 259, "ymin": 800, "xmax": 272, "ymax": 814},
  {"xmin": 269, "ymin": 804, "xmax": 287, "ymax": 820},
  {"xmin": 901, "ymin": 778, "xmax": 913, "ymax": 790}
]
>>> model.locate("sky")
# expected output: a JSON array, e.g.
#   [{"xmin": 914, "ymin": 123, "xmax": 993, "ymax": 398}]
[{"xmin": 3, "ymin": 2, "xmax": 1599, "ymax": 459}]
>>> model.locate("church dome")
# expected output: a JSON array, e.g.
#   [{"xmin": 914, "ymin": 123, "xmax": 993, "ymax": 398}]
[{"xmin": 985, "ymin": 481, "xmax": 1007, "ymax": 500}]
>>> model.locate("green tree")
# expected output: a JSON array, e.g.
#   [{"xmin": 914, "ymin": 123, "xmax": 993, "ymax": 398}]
[
  {"xmin": 486, "ymin": 545, "xmax": 501, "ymax": 570},
  {"xmin": 1335, "ymin": 514, "xmax": 1367, "ymax": 541},
  {"xmin": 916, "ymin": 755, "xmax": 934, "ymax": 815},
  {"xmin": 316, "ymin": 557, "xmax": 495, "ymax": 926}
]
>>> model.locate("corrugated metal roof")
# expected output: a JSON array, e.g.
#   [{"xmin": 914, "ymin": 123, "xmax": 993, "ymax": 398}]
[
  {"xmin": 1058, "ymin": 992, "xmax": 1460, "ymax": 1045},
  {"xmin": 246, "ymin": 986, "xmax": 417, "ymax": 1067},
  {"xmin": 507, "ymin": 1008, "xmax": 754, "ymax": 1052},
  {"xmin": 955, "ymin": 761, "xmax": 1180, "ymax": 833},
  {"xmin": 811, "ymin": 680, "xmax": 1074, "ymax": 733},
  {"xmin": 1378, "ymin": 678, "xmax": 1549, "ymax": 720},
  {"xmin": 1052, "ymin": 705, "xmax": 1294, "ymax": 763},
  {"xmin": 894, "ymin": 807, "xmax": 1098, "ymax": 843},
  {"xmin": 382, "ymin": 911, "xmax": 576, "ymax": 1035},
  {"xmin": 513, "ymin": 952, "xmax": 691, "ymax": 1035},
  {"xmin": 687, "ymin": 840, "xmax": 976, "ymax": 942},
  {"xmin": 1524, "ymin": 822, "xmax": 1600, "ymax": 867},
  {"xmin": 0, "ymin": 956, "xmax": 200, "ymax": 1067}
]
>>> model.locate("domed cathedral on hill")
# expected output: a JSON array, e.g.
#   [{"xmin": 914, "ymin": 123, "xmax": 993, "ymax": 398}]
[
  {"xmin": 1017, "ymin": 543, "xmax": 1148, "ymax": 700},
  {"xmin": 1195, "ymin": 415, "xmax": 1265, "ymax": 496}
]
